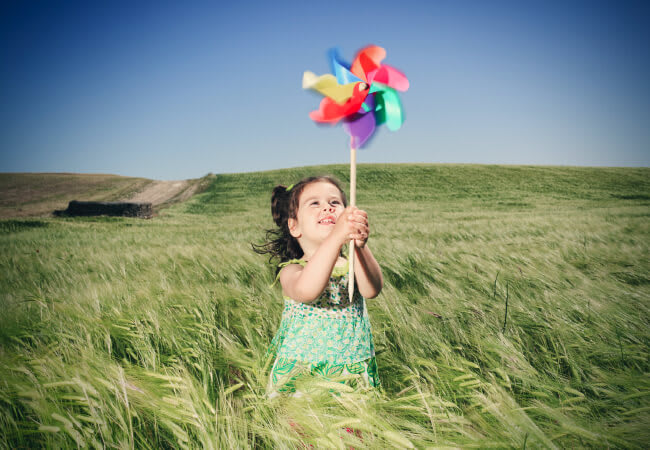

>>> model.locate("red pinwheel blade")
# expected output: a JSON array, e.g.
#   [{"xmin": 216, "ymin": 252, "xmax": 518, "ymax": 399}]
[
  {"xmin": 350, "ymin": 46, "xmax": 386, "ymax": 82},
  {"xmin": 309, "ymin": 83, "xmax": 369, "ymax": 123}
]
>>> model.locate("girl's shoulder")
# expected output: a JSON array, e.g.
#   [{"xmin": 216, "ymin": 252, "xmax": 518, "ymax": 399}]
[
  {"xmin": 271, "ymin": 257, "xmax": 349, "ymax": 287},
  {"xmin": 271, "ymin": 259, "xmax": 306, "ymax": 287}
]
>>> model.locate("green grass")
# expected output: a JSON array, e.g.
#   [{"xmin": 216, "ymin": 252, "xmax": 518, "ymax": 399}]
[{"xmin": 1, "ymin": 164, "xmax": 649, "ymax": 448}]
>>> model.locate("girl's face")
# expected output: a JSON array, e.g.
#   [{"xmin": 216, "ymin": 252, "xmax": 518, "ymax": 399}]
[{"xmin": 288, "ymin": 181, "xmax": 345, "ymax": 250}]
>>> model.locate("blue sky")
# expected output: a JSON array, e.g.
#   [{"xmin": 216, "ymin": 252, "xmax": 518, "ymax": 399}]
[{"xmin": 1, "ymin": 0, "xmax": 648, "ymax": 180}]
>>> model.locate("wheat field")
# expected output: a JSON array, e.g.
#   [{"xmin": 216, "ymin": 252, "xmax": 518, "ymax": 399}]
[{"xmin": 1, "ymin": 164, "xmax": 648, "ymax": 448}]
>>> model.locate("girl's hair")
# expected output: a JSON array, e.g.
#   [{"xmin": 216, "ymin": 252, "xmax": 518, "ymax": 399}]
[{"xmin": 252, "ymin": 175, "xmax": 347, "ymax": 272}]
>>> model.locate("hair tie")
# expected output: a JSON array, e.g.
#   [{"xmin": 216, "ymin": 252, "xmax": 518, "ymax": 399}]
[{"xmin": 286, "ymin": 184, "xmax": 295, "ymax": 192}]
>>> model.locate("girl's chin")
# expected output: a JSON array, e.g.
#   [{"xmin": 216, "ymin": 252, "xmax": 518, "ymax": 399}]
[{"xmin": 312, "ymin": 228, "xmax": 334, "ymax": 241}]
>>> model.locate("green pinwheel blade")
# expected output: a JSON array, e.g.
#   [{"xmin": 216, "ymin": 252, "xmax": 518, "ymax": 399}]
[
  {"xmin": 371, "ymin": 84, "xmax": 403, "ymax": 131},
  {"xmin": 373, "ymin": 91, "xmax": 387, "ymax": 126}
]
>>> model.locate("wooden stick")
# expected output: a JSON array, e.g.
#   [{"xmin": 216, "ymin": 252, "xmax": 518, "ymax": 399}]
[{"xmin": 349, "ymin": 147, "xmax": 357, "ymax": 300}]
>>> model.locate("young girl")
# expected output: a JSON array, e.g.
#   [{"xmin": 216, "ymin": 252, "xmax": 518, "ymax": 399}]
[{"xmin": 254, "ymin": 175, "xmax": 384, "ymax": 398}]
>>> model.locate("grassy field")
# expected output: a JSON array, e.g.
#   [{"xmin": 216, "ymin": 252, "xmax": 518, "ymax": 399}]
[{"xmin": 1, "ymin": 164, "xmax": 649, "ymax": 448}]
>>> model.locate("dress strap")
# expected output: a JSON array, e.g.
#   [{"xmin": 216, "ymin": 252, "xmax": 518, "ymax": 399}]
[
  {"xmin": 270, "ymin": 257, "xmax": 349, "ymax": 287},
  {"xmin": 271, "ymin": 259, "xmax": 306, "ymax": 287},
  {"xmin": 279, "ymin": 258, "xmax": 307, "ymax": 268}
]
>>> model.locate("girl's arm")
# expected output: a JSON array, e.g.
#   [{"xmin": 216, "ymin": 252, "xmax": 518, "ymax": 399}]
[
  {"xmin": 347, "ymin": 208, "xmax": 383, "ymax": 298},
  {"xmin": 353, "ymin": 244, "xmax": 383, "ymax": 299},
  {"xmin": 279, "ymin": 231, "xmax": 342, "ymax": 302}
]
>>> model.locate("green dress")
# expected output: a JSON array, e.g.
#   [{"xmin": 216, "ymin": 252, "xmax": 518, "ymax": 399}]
[{"xmin": 265, "ymin": 259, "xmax": 381, "ymax": 398}]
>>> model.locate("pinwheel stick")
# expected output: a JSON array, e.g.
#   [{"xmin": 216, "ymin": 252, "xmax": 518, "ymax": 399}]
[{"xmin": 349, "ymin": 146, "xmax": 357, "ymax": 300}]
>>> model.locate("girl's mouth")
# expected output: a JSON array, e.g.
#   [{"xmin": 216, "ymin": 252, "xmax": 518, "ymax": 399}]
[{"xmin": 318, "ymin": 215, "xmax": 336, "ymax": 225}]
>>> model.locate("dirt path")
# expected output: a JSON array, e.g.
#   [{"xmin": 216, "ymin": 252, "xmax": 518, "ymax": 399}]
[{"xmin": 121, "ymin": 180, "xmax": 196, "ymax": 206}]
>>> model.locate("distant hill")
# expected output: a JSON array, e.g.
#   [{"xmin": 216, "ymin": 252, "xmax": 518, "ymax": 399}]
[
  {"xmin": 181, "ymin": 163, "xmax": 650, "ymax": 216},
  {"xmin": 0, "ymin": 173, "xmax": 214, "ymax": 218}
]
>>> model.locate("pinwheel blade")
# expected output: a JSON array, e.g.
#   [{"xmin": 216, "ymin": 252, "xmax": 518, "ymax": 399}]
[
  {"xmin": 343, "ymin": 108, "xmax": 376, "ymax": 149},
  {"xmin": 302, "ymin": 71, "xmax": 358, "ymax": 104},
  {"xmin": 372, "ymin": 65, "xmax": 409, "ymax": 92},
  {"xmin": 309, "ymin": 82, "xmax": 369, "ymax": 123},
  {"xmin": 374, "ymin": 86, "xmax": 404, "ymax": 131},
  {"xmin": 350, "ymin": 45, "xmax": 386, "ymax": 82},
  {"xmin": 329, "ymin": 48, "xmax": 362, "ymax": 85}
]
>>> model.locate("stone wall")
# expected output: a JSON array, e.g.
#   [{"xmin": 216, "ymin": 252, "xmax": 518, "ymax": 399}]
[{"xmin": 54, "ymin": 201, "xmax": 153, "ymax": 218}]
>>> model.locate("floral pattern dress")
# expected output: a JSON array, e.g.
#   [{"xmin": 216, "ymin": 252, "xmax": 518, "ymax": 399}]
[{"xmin": 265, "ymin": 259, "xmax": 381, "ymax": 398}]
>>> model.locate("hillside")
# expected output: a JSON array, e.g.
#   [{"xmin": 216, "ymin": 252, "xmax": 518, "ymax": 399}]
[
  {"xmin": 1, "ymin": 163, "xmax": 649, "ymax": 448},
  {"xmin": 0, "ymin": 172, "xmax": 213, "ymax": 218}
]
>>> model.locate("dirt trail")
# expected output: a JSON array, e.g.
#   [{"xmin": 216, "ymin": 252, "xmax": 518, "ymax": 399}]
[{"xmin": 122, "ymin": 180, "xmax": 191, "ymax": 205}]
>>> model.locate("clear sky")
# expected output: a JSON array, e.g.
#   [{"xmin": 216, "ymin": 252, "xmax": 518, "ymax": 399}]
[{"xmin": 1, "ymin": 0, "xmax": 648, "ymax": 180}]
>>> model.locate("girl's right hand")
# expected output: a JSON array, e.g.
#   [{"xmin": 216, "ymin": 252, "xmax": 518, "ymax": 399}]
[{"xmin": 332, "ymin": 206, "xmax": 369, "ymax": 247}]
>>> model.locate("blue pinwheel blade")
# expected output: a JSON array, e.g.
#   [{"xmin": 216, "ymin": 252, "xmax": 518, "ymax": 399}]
[{"xmin": 329, "ymin": 48, "xmax": 363, "ymax": 85}]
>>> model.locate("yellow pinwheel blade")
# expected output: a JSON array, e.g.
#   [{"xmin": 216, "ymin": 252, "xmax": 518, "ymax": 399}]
[{"xmin": 302, "ymin": 71, "xmax": 358, "ymax": 105}]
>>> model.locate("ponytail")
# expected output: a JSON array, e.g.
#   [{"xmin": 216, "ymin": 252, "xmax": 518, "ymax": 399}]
[
  {"xmin": 271, "ymin": 185, "xmax": 292, "ymax": 227},
  {"xmin": 252, "ymin": 184, "xmax": 303, "ymax": 272}
]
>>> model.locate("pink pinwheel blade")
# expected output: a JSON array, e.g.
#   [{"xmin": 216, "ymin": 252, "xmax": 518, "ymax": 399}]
[{"xmin": 372, "ymin": 65, "xmax": 409, "ymax": 92}]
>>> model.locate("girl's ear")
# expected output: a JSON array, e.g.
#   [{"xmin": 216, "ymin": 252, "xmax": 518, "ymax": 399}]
[{"xmin": 288, "ymin": 218, "xmax": 301, "ymax": 238}]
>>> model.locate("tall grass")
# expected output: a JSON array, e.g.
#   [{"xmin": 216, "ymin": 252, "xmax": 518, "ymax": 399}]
[{"xmin": 1, "ymin": 164, "xmax": 648, "ymax": 448}]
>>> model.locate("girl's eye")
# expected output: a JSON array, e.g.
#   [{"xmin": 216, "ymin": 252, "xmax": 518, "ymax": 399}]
[{"xmin": 331, "ymin": 200, "xmax": 341, "ymax": 205}]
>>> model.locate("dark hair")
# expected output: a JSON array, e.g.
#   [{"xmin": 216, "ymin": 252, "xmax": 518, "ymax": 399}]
[{"xmin": 252, "ymin": 176, "xmax": 347, "ymax": 273}]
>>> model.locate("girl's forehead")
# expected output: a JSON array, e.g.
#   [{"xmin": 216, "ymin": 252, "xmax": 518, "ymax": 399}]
[{"xmin": 299, "ymin": 181, "xmax": 342, "ymax": 200}]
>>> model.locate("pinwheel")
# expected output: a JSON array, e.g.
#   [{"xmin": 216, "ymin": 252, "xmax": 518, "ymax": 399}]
[{"xmin": 302, "ymin": 45, "xmax": 409, "ymax": 297}]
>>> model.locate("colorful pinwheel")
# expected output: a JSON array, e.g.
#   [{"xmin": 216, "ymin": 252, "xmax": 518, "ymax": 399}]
[
  {"xmin": 302, "ymin": 45, "xmax": 409, "ymax": 149},
  {"xmin": 302, "ymin": 45, "xmax": 409, "ymax": 297}
]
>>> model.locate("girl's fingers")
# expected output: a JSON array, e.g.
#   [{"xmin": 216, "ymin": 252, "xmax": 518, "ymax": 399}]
[
  {"xmin": 349, "ymin": 222, "xmax": 368, "ymax": 234},
  {"xmin": 347, "ymin": 222, "xmax": 367, "ymax": 234},
  {"xmin": 348, "ymin": 214, "xmax": 368, "ymax": 225},
  {"xmin": 349, "ymin": 234, "xmax": 364, "ymax": 242},
  {"xmin": 345, "ymin": 208, "xmax": 367, "ymax": 219}
]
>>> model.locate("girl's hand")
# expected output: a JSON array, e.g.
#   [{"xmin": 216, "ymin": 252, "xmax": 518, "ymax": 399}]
[
  {"xmin": 332, "ymin": 206, "xmax": 369, "ymax": 248},
  {"xmin": 351, "ymin": 208, "xmax": 369, "ymax": 248}
]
